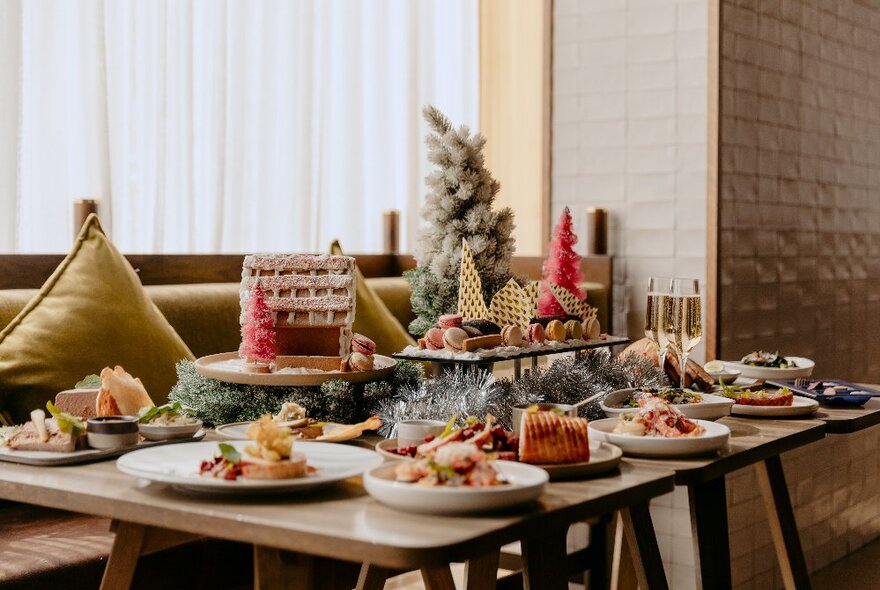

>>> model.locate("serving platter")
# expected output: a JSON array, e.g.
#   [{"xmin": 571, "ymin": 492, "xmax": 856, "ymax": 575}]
[
  {"xmin": 116, "ymin": 440, "xmax": 382, "ymax": 494},
  {"xmin": 588, "ymin": 418, "xmax": 730, "ymax": 458},
  {"xmin": 374, "ymin": 438, "xmax": 622, "ymax": 481},
  {"xmin": 601, "ymin": 388, "xmax": 734, "ymax": 421},
  {"xmin": 194, "ymin": 352, "xmax": 396, "ymax": 386},
  {"xmin": 769, "ymin": 379, "xmax": 880, "ymax": 407},
  {"xmin": 216, "ymin": 421, "xmax": 358, "ymax": 442},
  {"xmin": 0, "ymin": 430, "xmax": 206, "ymax": 467},
  {"xmin": 363, "ymin": 460, "xmax": 548, "ymax": 514},
  {"xmin": 722, "ymin": 357, "xmax": 814, "ymax": 380},
  {"xmin": 729, "ymin": 396, "xmax": 819, "ymax": 417}
]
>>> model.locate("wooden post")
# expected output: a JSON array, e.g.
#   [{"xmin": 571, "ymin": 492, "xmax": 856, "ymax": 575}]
[
  {"xmin": 74, "ymin": 198, "xmax": 99, "ymax": 238},
  {"xmin": 383, "ymin": 210, "xmax": 399, "ymax": 254}
]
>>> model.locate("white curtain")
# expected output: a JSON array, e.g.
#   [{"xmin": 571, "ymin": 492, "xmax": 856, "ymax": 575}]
[{"xmin": 0, "ymin": 0, "xmax": 478, "ymax": 253}]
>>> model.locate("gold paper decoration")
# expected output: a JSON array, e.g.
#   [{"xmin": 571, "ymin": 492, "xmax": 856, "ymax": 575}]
[
  {"xmin": 457, "ymin": 240, "xmax": 489, "ymax": 320},
  {"xmin": 547, "ymin": 283, "xmax": 597, "ymax": 321},
  {"xmin": 487, "ymin": 279, "xmax": 532, "ymax": 330},
  {"xmin": 523, "ymin": 281, "xmax": 541, "ymax": 318}
]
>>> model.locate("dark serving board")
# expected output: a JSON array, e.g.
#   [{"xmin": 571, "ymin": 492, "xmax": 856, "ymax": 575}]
[
  {"xmin": 0, "ymin": 430, "xmax": 207, "ymax": 467},
  {"xmin": 392, "ymin": 335, "xmax": 630, "ymax": 365}
]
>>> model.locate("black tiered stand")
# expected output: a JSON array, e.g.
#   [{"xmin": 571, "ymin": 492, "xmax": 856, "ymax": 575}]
[{"xmin": 393, "ymin": 335, "xmax": 630, "ymax": 380}]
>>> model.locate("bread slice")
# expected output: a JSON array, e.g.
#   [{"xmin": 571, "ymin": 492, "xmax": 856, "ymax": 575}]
[
  {"xmin": 96, "ymin": 366, "xmax": 154, "ymax": 416},
  {"xmin": 518, "ymin": 412, "xmax": 590, "ymax": 465},
  {"xmin": 241, "ymin": 452, "xmax": 308, "ymax": 480}
]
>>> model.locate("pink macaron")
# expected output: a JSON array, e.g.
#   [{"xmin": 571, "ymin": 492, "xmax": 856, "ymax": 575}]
[
  {"xmin": 425, "ymin": 327, "xmax": 445, "ymax": 350},
  {"xmin": 351, "ymin": 333, "xmax": 376, "ymax": 356},
  {"xmin": 438, "ymin": 313, "xmax": 463, "ymax": 329},
  {"xmin": 526, "ymin": 323, "xmax": 546, "ymax": 344}
]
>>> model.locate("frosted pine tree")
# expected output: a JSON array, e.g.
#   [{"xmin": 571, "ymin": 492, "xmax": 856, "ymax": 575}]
[{"xmin": 405, "ymin": 105, "xmax": 516, "ymax": 337}]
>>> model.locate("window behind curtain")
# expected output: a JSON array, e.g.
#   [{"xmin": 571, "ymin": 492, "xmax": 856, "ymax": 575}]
[{"xmin": 0, "ymin": 0, "xmax": 479, "ymax": 253}]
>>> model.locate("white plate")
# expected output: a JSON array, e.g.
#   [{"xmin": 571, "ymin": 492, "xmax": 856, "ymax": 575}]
[
  {"xmin": 374, "ymin": 439, "xmax": 622, "ymax": 481},
  {"xmin": 722, "ymin": 357, "xmax": 814, "ymax": 380},
  {"xmin": 215, "ymin": 422, "xmax": 355, "ymax": 442},
  {"xmin": 601, "ymin": 388, "xmax": 734, "ymax": 421},
  {"xmin": 588, "ymin": 418, "xmax": 729, "ymax": 458},
  {"xmin": 139, "ymin": 420, "xmax": 203, "ymax": 441},
  {"xmin": 116, "ymin": 440, "xmax": 382, "ymax": 494},
  {"xmin": 363, "ymin": 460, "xmax": 548, "ymax": 515},
  {"xmin": 730, "ymin": 396, "xmax": 819, "ymax": 417}
]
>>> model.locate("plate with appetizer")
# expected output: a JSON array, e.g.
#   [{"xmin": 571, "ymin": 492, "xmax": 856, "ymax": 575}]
[
  {"xmin": 137, "ymin": 401, "xmax": 203, "ymax": 441},
  {"xmin": 364, "ymin": 442, "xmax": 548, "ymax": 515},
  {"xmin": 589, "ymin": 397, "xmax": 730, "ymax": 457},
  {"xmin": 719, "ymin": 383, "xmax": 819, "ymax": 417},
  {"xmin": 722, "ymin": 352, "xmax": 814, "ymax": 380},
  {"xmin": 377, "ymin": 411, "xmax": 621, "ymax": 480},
  {"xmin": 768, "ymin": 380, "xmax": 880, "ymax": 407},
  {"xmin": 601, "ymin": 387, "xmax": 734, "ymax": 421},
  {"xmin": 216, "ymin": 402, "xmax": 381, "ymax": 442},
  {"xmin": 117, "ymin": 415, "xmax": 382, "ymax": 494},
  {"xmin": 703, "ymin": 360, "xmax": 741, "ymax": 384}
]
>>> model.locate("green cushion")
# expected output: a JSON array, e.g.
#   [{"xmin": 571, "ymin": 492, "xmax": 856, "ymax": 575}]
[
  {"xmin": 329, "ymin": 241, "xmax": 416, "ymax": 356},
  {"xmin": 0, "ymin": 216, "xmax": 194, "ymax": 422}
]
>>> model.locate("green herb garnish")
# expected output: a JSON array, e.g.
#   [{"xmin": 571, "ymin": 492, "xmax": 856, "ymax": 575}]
[
  {"xmin": 218, "ymin": 443, "xmax": 241, "ymax": 464},
  {"xmin": 46, "ymin": 401, "xmax": 86, "ymax": 437},
  {"xmin": 74, "ymin": 374, "xmax": 101, "ymax": 389},
  {"xmin": 440, "ymin": 414, "xmax": 459, "ymax": 438},
  {"xmin": 137, "ymin": 401, "xmax": 192, "ymax": 424}
]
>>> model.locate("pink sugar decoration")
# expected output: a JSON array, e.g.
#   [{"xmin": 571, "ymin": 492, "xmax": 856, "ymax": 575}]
[
  {"xmin": 239, "ymin": 284, "xmax": 276, "ymax": 363},
  {"xmin": 538, "ymin": 207, "xmax": 585, "ymax": 317}
]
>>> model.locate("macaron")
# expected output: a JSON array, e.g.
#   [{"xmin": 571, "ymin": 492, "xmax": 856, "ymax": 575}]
[
  {"xmin": 462, "ymin": 319, "xmax": 501, "ymax": 335},
  {"xmin": 349, "ymin": 351, "xmax": 374, "ymax": 371},
  {"xmin": 438, "ymin": 314, "xmax": 463, "ymax": 329},
  {"xmin": 526, "ymin": 323, "xmax": 546, "ymax": 344},
  {"xmin": 500, "ymin": 325, "xmax": 524, "ymax": 347},
  {"xmin": 564, "ymin": 319, "xmax": 584, "ymax": 340},
  {"xmin": 442, "ymin": 327, "xmax": 469, "ymax": 352},
  {"xmin": 351, "ymin": 333, "xmax": 376, "ymax": 356},
  {"xmin": 585, "ymin": 317, "xmax": 601, "ymax": 340},
  {"xmin": 546, "ymin": 319, "xmax": 566, "ymax": 342},
  {"xmin": 425, "ymin": 327, "xmax": 445, "ymax": 350}
]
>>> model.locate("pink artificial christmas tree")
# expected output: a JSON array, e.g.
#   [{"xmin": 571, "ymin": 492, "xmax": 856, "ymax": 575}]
[
  {"xmin": 538, "ymin": 207, "xmax": 584, "ymax": 317},
  {"xmin": 239, "ymin": 284, "xmax": 276, "ymax": 364}
]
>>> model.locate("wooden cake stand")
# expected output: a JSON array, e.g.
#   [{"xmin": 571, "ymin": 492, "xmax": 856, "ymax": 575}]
[
  {"xmin": 194, "ymin": 352, "xmax": 397, "ymax": 387},
  {"xmin": 393, "ymin": 335, "xmax": 630, "ymax": 380}
]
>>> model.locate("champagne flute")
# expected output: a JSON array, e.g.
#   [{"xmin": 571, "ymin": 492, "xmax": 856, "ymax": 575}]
[
  {"xmin": 644, "ymin": 277, "xmax": 672, "ymax": 372},
  {"xmin": 666, "ymin": 278, "xmax": 703, "ymax": 389}
]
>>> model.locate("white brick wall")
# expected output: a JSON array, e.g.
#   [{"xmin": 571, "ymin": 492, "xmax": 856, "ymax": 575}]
[{"xmin": 552, "ymin": 0, "xmax": 708, "ymax": 359}]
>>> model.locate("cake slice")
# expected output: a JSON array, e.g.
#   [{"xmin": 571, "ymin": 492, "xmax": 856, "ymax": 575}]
[{"xmin": 518, "ymin": 411, "xmax": 590, "ymax": 464}]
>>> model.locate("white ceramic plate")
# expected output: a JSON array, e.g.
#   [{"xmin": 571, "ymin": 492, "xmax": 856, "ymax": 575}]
[
  {"xmin": 215, "ymin": 422, "xmax": 357, "ymax": 442},
  {"xmin": 588, "ymin": 418, "xmax": 730, "ymax": 458},
  {"xmin": 363, "ymin": 460, "xmax": 548, "ymax": 515},
  {"xmin": 601, "ymin": 388, "xmax": 734, "ymax": 421},
  {"xmin": 116, "ymin": 440, "xmax": 382, "ymax": 494},
  {"xmin": 722, "ymin": 357, "xmax": 814, "ymax": 380},
  {"xmin": 374, "ymin": 439, "xmax": 622, "ymax": 481},
  {"xmin": 138, "ymin": 420, "xmax": 203, "ymax": 441},
  {"xmin": 730, "ymin": 396, "xmax": 819, "ymax": 417}
]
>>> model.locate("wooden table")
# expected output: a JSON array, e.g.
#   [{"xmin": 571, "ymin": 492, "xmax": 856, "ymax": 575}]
[
  {"xmin": 812, "ymin": 398, "xmax": 880, "ymax": 434},
  {"xmin": 0, "ymin": 452, "xmax": 675, "ymax": 590},
  {"xmin": 620, "ymin": 415, "xmax": 826, "ymax": 590}
]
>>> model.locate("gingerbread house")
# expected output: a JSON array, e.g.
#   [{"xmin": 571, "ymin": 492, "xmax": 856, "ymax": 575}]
[{"xmin": 240, "ymin": 254, "xmax": 356, "ymax": 366}]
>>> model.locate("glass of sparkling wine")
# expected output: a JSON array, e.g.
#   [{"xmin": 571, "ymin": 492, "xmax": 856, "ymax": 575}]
[
  {"xmin": 666, "ymin": 278, "xmax": 703, "ymax": 389},
  {"xmin": 644, "ymin": 277, "xmax": 673, "ymax": 372}
]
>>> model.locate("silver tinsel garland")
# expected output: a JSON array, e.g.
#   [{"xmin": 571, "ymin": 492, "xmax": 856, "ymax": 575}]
[
  {"xmin": 374, "ymin": 367, "xmax": 536, "ymax": 437},
  {"xmin": 375, "ymin": 349, "xmax": 666, "ymax": 435}
]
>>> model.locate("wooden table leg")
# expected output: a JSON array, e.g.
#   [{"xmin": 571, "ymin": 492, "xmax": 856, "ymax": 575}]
[
  {"xmin": 357, "ymin": 563, "xmax": 392, "ymax": 590},
  {"xmin": 688, "ymin": 477, "xmax": 731, "ymax": 590},
  {"xmin": 254, "ymin": 546, "xmax": 315, "ymax": 590},
  {"xmin": 464, "ymin": 549, "xmax": 500, "ymax": 589},
  {"xmin": 100, "ymin": 521, "xmax": 146, "ymax": 590},
  {"xmin": 587, "ymin": 514, "xmax": 613, "ymax": 590},
  {"xmin": 620, "ymin": 502, "xmax": 669, "ymax": 590},
  {"xmin": 521, "ymin": 527, "xmax": 569, "ymax": 590},
  {"xmin": 421, "ymin": 565, "xmax": 456, "ymax": 590},
  {"xmin": 755, "ymin": 456, "xmax": 812, "ymax": 590}
]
